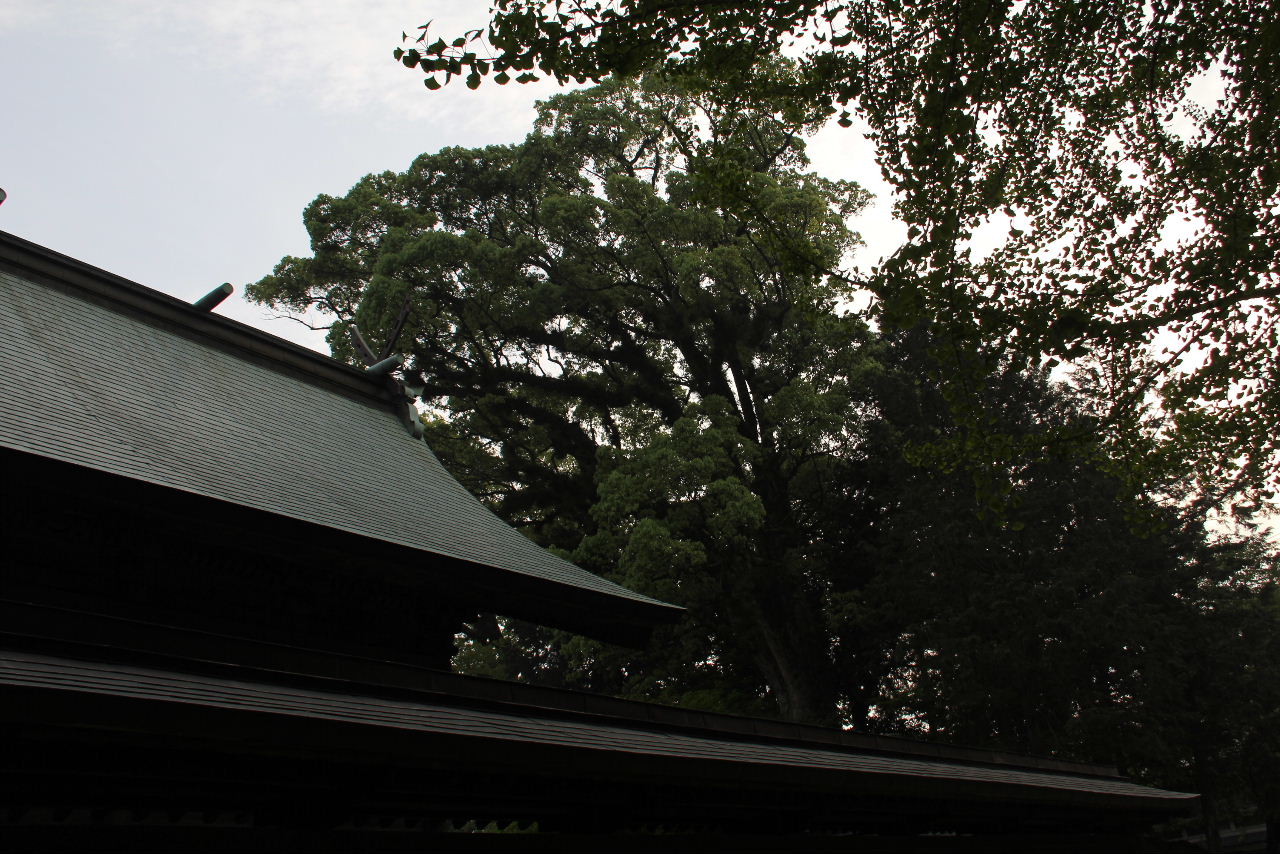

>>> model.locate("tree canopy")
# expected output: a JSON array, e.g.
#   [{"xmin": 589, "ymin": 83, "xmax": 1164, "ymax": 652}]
[
  {"xmin": 403, "ymin": 0, "xmax": 1280, "ymax": 508},
  {"xmin": 246, "ymin": 10, "xmax": 1280, "ymax": 838},
  {"xmin": 252, "ymin": 71, "xmax": 875, "ymax": 722},
  {"xmin": 249, "ymin": 77, "xmax": 1277, "ymax": 830}
]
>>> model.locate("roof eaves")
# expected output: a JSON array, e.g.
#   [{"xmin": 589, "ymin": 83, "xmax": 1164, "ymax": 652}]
[{"xmin": 0, "ymin": 647, "xmax": 1199, "ymax": 810}]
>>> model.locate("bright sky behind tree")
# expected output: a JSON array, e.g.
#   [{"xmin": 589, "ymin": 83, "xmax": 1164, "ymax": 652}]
[{"xmin": 0, "ymin": 1, "xmax": 902, "ymax": 350}]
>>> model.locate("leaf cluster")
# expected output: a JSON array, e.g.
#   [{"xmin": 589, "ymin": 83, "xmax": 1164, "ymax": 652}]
[{"xmin": 418, "ymin": 0, "xmax": 1280, "ymax": 507}]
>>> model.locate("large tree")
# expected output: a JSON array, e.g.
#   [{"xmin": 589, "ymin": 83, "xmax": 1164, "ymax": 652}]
[
  {"xmin": 249, "ymin": 70, "xmax": 1273, "ymax": 740},
  {"xmin": 404, "ymin": 0, "xmax": 1280, "ymax": 506},
  {"xmin": 252, "ymin": 70, "xmax": 877, "ymax": 722},
  {"xmin": 250, "ymin": 77, "xmax": 1280, "ymax": 848}
]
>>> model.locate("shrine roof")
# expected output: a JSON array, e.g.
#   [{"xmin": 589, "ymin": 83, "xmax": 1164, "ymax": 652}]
[
  {"xmin": 0, "ymin": 645, "xmax": 1198, "ymax": 815},
  {"xmin": 0, "ymin": 231, "xmax": 680, "ymax": 640}
]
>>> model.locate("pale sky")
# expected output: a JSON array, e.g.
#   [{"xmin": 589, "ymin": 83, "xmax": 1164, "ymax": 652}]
[{"xmin": 0, "ymin": 1, "xmax": 900, "ymax": 351}]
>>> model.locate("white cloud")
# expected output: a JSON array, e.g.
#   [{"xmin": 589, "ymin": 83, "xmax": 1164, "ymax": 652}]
[{"xmin": 6, "ymin": 1, "xmax": 570, "ymax": 139}]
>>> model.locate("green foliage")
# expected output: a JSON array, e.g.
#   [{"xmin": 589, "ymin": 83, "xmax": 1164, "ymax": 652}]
[
  {"xmin": 253, "ymin": 68, "xmax": 1279, "ymax": 828},
  {"xmin": 251, "ymin": 69, "xmax": 874, "ymax": 722},
  {"xmin": 416, "ymin": 0, "xmax": 1280, "ymax": 506}
]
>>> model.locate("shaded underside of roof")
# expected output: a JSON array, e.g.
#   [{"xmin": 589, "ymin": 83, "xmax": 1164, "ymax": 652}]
[
  {"xmin": 0, "ymin": 235, "xmax": 676, "ymax": 618},
  {"xmin": 0, "ymin": 648, "xmax": 1196, "ymax": 811}
]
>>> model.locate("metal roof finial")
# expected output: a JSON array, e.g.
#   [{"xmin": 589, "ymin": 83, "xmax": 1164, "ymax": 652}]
[
  {"xmin": 365, "ymin": 354, "xmax": 403, "ymax": 376},
  {"xmin": 348, "ymin": 324, "xmax": 378, "ymax": 365},
  {"xmin": 193, "ymin": 283, "xmax": 233, "ymax": 312}
]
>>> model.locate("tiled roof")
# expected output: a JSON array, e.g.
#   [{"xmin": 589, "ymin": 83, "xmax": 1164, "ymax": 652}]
[
  {"xmin": 0, "ymin": 648, "xmax": 1196, "ymax": 809},
  {"xmin": 0, "ymin": 232, "xmax": 678, "ymax": 618}
]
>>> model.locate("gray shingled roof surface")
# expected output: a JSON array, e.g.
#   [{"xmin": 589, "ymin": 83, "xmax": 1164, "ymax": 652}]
[
  {"xmin": 0, "ymin": 649, "xmax": 1195, "ymax": 804},
  {"xmin": 0, "ymin": 266, "xmax": 666, "ymax": 608}
]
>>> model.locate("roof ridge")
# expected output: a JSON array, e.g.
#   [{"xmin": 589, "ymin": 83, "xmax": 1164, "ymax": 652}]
[{"xmin": 0, "ymin": 229, "xmax": 390, "ymax": 411}]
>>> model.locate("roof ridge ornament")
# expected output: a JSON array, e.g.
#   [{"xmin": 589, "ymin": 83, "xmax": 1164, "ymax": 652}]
[
  {"xmin": 349, "ymin": 323, "xmax": 379, "ymax": 365},
  {"xmin": 193, "ymin": 283, "xmax": 233, "ymax": 312},
  {"xmin": 378, "ymin": 297, "xmax": 414, "ymax": 361},
  {"xmin": 365, "ymin": 354, "xmax": 403, "ymax": 376},
  {"xmin": 349, "ymin": 299, "xmax": 423, "ymax": 439},
  {"xmin": 368, "ymin": 353, "xmax": 425, "ymax": 440}
]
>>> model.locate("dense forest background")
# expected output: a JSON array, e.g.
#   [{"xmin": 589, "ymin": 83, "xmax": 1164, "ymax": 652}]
[{"xmin": 251, "ymin": 2, "xmax": 1279, "ymax": 846}]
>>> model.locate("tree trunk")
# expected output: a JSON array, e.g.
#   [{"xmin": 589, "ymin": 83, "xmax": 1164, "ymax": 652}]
[
  {"xmin": 754, "ymin": 620, "xmax": 830, "ymax": 724},
  {"xmin": 1194, "ymin": 746, "xmax": 1222, "ymax": 853}
]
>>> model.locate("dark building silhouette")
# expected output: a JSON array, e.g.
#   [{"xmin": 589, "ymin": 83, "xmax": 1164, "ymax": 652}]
[{"xmin": 0, "ymin": 231, "xmax": 1194, "ymax": 851}]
